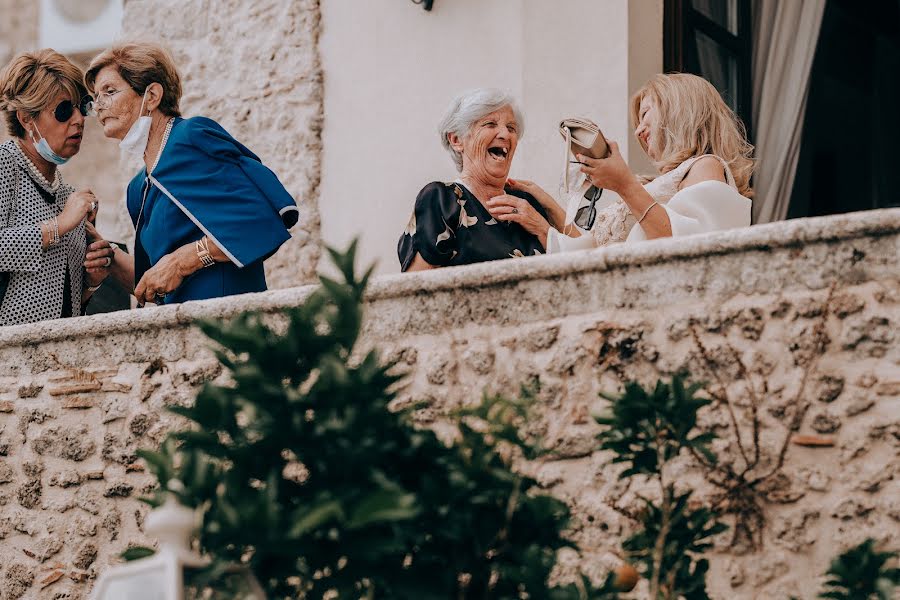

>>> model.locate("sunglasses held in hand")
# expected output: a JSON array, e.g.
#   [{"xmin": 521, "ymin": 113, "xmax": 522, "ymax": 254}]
[
  {"xmin": 52, "ymin": 96, "xmax": 94, "ymax": 122},
  {"xmin": 573, "ymin": 185, "xmax": 603, "ymax": 230}
]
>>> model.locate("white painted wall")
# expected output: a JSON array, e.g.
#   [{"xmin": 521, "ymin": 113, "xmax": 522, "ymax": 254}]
[
  {"xmin": 39, "ymin": 0, "xmax": 123, "ymax": 54},
  {"xmin": 319, "ymin": 0, "xmax": 662, "ymax": 274}
]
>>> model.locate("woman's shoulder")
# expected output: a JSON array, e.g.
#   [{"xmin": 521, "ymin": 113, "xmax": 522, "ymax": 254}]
[
  {"xmin": 417, "ymin": 181, "xmax": 463, "ymax": 203},
  {"xmin": 169, "ymin": 116, "xmax": 235, "ymax": 150},
  {"xmin": 0, "ymin": 139, "xmax": 17, "ymax": 156},
  {"xmin": 173, "ymin": 116, "xmax": 227, "ymax": 135},
  {"xmin": 0, "ymin": 145, "xmax": 13, "ymax": 169},
  {"xmin": 0, "ymin": 142, "xmax": 20, "ymax": 192},
  {"xmin": 678, "ymin": 154, "xmax": 734, "ymax": 189},
  {"xmin": 0, "ymin": 140, "xmax": 19, "ymax": 169}
]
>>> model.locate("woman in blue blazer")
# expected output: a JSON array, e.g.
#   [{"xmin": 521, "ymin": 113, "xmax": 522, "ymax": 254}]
[{"xmin": 85, "ymin": 42, "xmax": 298, "ymax": 306}]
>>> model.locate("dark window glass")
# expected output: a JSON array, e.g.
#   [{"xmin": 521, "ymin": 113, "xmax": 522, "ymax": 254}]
[
  {"xmin": 691, "ymin": 0, "xmax": 738, "ymax": 35},
  {"xmin": 694, "ymin": 30, "xmax": 739, "ymax": 109},
  {"xmin": 664, "ymin": 0, "xmax": 753, "ymax": 138}
]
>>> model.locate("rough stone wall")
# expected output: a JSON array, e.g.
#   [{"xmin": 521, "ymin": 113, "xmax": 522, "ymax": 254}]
[
  {"xmin": 0, "ymin": 209, "xmax": 897, "ymax": 599},
  {"xmin": 121, "ymin": 0, "xmax": 323, "ymax": 288},
  {"xmin": 0, "ymin": 1, "xmax": 39, "ymax": 68}
]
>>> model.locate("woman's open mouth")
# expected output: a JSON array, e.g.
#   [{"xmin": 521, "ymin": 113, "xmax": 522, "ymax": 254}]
[
  {"xmin": 487, "ymin": 146, "xmax": 509, "ymax": 162},
  {"xmin": 68, "ymin": 133, "xmax": 82, "ymax": 142}
]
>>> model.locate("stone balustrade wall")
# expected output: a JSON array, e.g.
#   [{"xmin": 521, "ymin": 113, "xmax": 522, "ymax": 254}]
[{"xmin": 0, "ymin": 208, "xmax": 897, "ymax": 599}]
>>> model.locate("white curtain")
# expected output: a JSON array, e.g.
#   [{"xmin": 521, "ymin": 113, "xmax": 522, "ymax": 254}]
[{"xmin": 751, "ymin": 0, "xmax": 826, "ymax": 224}]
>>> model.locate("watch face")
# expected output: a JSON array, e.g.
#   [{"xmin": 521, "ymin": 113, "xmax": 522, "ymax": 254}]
[{"xmin": 52, "ymin": 0, "xmax": 112, "ymax": 23}]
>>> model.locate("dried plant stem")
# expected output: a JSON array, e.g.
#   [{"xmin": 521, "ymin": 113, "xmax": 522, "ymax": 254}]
[
  {"xmin": 751, "ymin": 282, "xmax": 837, "ymax": 484},
  {"xmin": 649, "ymin": 439, "xmax": 670, "ymax": 600},
  {"xmin": 690, "ymin": 327, "xmax": 751, "ymax": 469}
]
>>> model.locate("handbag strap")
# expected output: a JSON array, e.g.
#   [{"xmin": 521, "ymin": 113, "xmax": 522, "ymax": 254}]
[{"xmin": 562, "ymin": 125, "xmax": 572, "ymax": 195}]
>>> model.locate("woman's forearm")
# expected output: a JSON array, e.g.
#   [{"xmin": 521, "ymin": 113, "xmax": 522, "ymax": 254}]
[
  {"xmin": 110, "ymin": 248, "xmax": 136, "ymax": 293},
  {"xmin": 620, "ymin": 181, "xmax": 672, "ymax": 239},
  {"xmin": 171, "ymin": 236, "xmax": 231, "ymax": 280}
]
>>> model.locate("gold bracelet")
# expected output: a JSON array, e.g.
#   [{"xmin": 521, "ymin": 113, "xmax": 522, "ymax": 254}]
[
  {"xmin": 195, "ymin": 236, "xmax": 215, "ymax": 268},
  {"xmin": 637, "ymin": 201, "xmax": 659, "ymax": 223}
]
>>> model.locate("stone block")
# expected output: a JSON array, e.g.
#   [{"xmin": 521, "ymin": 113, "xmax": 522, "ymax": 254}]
[
  {"xmin": 32, "ymin": 426, "xmax": 96, "ymax": 461},
  {"xmin": 16, "ymin": 384, "xmax": 42, "ymax": 399},
  {"xmin": 3, "ymin": 563, "xmax": 34, "ymax": 599},
  {"xmin": 61, "ymin": 397, "xmax": 94, "ymax": 410},
  {"xmin": 72, "ymin": 541, "xmax": 97, "ymax": 570}
]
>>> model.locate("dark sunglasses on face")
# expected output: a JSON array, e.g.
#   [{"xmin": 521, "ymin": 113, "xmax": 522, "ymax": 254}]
[
  {"xmin": 573, "ymin": 185, "xmax": 604, "ymax": 230},
  {"xmin": 52, "ymin": 96, "xmax": 94, "ymax": 122}
]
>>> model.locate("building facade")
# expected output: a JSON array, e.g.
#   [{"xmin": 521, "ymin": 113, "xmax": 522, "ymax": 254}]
[{"xmin": 0, "ymin": 1, "xmax": 898, "ymax": 598}]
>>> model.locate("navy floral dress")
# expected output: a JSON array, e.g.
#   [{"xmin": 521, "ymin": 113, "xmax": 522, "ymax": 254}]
[{"xmin": 398, "ymin": 181, "xmax": 547, "ymax": 271}]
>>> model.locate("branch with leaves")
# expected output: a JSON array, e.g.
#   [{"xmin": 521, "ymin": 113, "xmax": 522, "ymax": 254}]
[
  {"xmin": 595, "ymin": 377, "xmax": 727, "ymax": 600},
  {"xmin": 818, "ymin": 539, "xmax": 900, "ymax": 600}
]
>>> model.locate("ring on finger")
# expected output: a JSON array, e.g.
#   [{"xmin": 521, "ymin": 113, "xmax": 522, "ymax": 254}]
[
  {"xmin": 90, "ymin": 201, "xmax": 97, "ymax": 213},
  {"xmin": 104, "ymin": 256, "xmax": 112, "ymax": 267},
  {"xmin": 511, "ymin": 207, "xmax": 519, "ymax": 214}
]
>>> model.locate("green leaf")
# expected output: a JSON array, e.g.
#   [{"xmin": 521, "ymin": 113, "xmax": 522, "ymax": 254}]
[
  {"xmin": 287, "ymin": 501, "xmax": 345, "ymax": 538},
  {"xmin": 121, "ymin": 546, "xmax": 155, "ymax": 561},
  {"xmin": 346, "ymin": 489, "xmax": 420, "ymax": 530}
]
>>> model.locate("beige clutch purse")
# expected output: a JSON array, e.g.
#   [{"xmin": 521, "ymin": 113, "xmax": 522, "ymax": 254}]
[
  {"xmin": 558, "ymin": 117, "xmax": 610, "ymax": 196},
  {"xmin": 559, "ymin": 117, "xmax": 610, "ymax": 160}
]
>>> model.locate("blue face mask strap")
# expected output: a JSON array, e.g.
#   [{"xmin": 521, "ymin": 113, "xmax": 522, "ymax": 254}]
[{"xmin": 29, "ymin": 123, "xmax": 69, "ymax": 166}]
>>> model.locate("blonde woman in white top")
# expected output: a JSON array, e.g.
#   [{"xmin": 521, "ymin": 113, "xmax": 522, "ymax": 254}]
[{"xmin": 504, "ymin": 73, "xmax": 754, "ymax": 251}]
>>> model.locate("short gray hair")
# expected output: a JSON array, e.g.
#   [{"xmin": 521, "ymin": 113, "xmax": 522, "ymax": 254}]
[{"xmin": 438, "ymin": 88, "xmax": 525, "ymax": 172}]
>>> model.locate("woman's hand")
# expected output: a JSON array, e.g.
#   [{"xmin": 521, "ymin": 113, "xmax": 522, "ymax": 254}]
[
  {"xmin": 58, "ymin": 189, "xmax": 97, "ymax": 235},
  {"xmin": 134, "ymin": 248, "xmax": 192, "ymax": 306},
  {"xmin": 84, "ymin": 222, "xmax": 137, "ymax": 293},
  {"xmin": 505, "ymin": 177, "xmax": 541, "ymax": 197},
  {"xmin": 83, "ymin": 239, "xmax": 114, "ymax": 288},
  {"xmin": 485, "ymin": 194, "xmax": 550, "ymax": 248},
  {"xmin": 506, "ymin": 178, "xmax": 571, "ymax": 233},
  {"xmin": 577, "ymin": 141, "xmax": 641, "ymax": 196}
]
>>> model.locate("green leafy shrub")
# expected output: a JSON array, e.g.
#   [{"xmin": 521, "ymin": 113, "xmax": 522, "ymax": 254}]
[
  {"xmin": 819, "ymin": 538, "xmax": 900, "ymax": 600},
  {"xmin": 136, "ymin": 243, "xmax": 611, "ymax": 599}
]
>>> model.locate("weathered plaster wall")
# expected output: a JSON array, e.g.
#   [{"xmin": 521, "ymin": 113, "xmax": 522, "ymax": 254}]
[
  {"xmin": 120, "ymin": 0, "xmax": 324, "ymax": 288},
  {"xmin": 0, "ymin": 209, "xmax": 897, "ymax": 598}
]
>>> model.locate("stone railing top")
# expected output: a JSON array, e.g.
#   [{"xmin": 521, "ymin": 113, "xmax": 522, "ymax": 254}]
[{"xmin": 1, "ymin": 207, "xmax": 898, "ymax": 348}]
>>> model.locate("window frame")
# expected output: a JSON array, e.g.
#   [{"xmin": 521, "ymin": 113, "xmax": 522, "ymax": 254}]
[{"xmin": 663, "ymin": 0, "xmax": 754, "ymax": 140}]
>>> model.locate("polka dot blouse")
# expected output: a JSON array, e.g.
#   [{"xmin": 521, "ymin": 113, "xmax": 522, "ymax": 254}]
[{"xmin": 0, "ymin": 140, "xmax": 85, "ymax": 326}]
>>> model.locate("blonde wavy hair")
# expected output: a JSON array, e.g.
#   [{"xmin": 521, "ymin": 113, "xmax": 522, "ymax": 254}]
[{"xmin": 630, "ymin": 73, "xmax": 755, "ymax": 198}]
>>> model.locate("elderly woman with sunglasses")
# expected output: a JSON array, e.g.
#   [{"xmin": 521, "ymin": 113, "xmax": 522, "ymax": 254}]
[
  {"xmin": 84, "ymin": 42, "xmax": 298, "ymax": 307},
  {"xmin": 0, "ymin": 49, "xmax": 114, "ymax": 326}
]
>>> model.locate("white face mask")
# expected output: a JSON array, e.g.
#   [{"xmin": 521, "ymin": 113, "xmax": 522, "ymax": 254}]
[{"xmin": 119, "ymin": 88, "xmax": 152, "ymax": 164}]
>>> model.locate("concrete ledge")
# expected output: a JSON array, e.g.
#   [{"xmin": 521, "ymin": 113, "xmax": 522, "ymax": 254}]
[{"xmin": 1, "ymin": 207, "xmax": 898, "ymax": 349}]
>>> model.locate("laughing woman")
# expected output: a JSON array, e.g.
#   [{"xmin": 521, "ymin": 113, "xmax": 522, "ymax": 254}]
[{"xmin": 398, "ymin": 88, "xmax": 552, "ymax": 272}]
